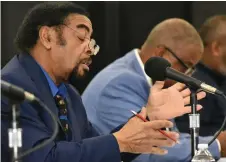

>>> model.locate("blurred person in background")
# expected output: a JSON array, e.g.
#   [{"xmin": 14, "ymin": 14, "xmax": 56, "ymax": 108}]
[
  {"xmin": 176, "ymin": 15, "xmax": 226, "ymax": 145},
  {"xmin": 82, "ymin": 18, "xmax": 226, "ymax": 162}
]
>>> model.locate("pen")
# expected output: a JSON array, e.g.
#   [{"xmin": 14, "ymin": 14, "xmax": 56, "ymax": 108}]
[{"xmin": 130, "ymin": 110, "xmax": 179, "ymax": 144}]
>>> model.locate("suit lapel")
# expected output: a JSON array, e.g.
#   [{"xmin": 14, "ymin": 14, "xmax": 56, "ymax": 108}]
[
  {"xmin": 18, "ymin": 54, "xmax": 64, "ymax": 132},
  {"xmin": 126, "ymin": 50, "xmax": 150, "ymax": 84}
]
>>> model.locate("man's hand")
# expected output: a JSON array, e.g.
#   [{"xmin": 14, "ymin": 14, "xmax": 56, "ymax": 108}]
[
  {"xmin": 113, "ymin": 108, "xmax": 179, "ymax": 155},
  {"xmin": 147, "ymin": 81, "xmax": 206, "ymax": 120},
  {"xmin": 217, "ymin": 131, "xmax": 226, "ymax": 157}
]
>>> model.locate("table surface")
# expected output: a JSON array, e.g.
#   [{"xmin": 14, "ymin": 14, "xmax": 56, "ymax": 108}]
[{"xmin": 218, "ymin": 158, "xmax": 226, "ymax": 162}]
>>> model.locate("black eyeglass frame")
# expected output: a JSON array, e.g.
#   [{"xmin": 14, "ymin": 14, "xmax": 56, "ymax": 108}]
[{"xmin": 157, "ymin": 44, "xmax": 196, "ymax": 75}]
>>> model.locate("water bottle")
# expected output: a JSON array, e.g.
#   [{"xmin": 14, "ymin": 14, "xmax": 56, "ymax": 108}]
[{"xmin": 192, "ymin": 144, "xmax": 215, "ymax": 162}]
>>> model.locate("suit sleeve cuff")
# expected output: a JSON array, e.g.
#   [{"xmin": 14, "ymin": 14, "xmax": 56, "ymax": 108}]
[
  {"xmin": 216, "ymin": 139, "xmax": 221, "ymax": 152},
  {"xmin": 209, "ymin": 139, "xmax": 221, "ymax": 160},
  {"xmin": 83, "ymin": 134, "xmax": 121, "ymax": 161}
]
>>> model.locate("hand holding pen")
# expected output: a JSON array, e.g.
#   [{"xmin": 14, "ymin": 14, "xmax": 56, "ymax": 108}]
[
  {"xmin": 113, "ymin": 107, "xmax": 180, "ymax": 155},
  {"xmin": 130, "ymin": 110, "xmax": 180, "ymax": 144}
]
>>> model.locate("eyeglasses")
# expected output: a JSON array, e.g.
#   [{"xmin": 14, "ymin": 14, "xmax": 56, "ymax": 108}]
[
  {"xmin": 63, "ymin": 24, "xmax": 100, "ymax": 56},
  {"xmin": 157, "ymin": 44, "xmax": 195, "ymax": 75}
]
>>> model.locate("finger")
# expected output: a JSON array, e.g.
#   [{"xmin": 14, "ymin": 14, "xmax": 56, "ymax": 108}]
[
  {"xmin": 171, "ymin": 82, "xmax": 186, "ymax": 91},
  {"xmin": 145, "ymin": 147, "xmax": 168, "ymax": 155},
  {"xmin": 151, "ymin": 81, "xmax": 165, "ymax": 93},
  {"xmin": 183, "ymin": 104, "xmax": 203, "ymax": 113},
  {"xmin": 139, "ymin": 107, "xmax": 147, "ymax": 118},
  {"xmin": 145, "ymin": 130, "xmax": 170, "ymax": 139},
  {"xmin": 162, "ymin": 131, "xmax": 180, "ymax": 140},
  {"xmin": 151, "ymin": 138, "xmax": 176, "ymax": 148},
  {"xmin": 196, "ymin": 91, "xmax": 206, "ymax": 100},
  {"xmin": 146, "ymin": 130, "xmax": 180, "ymax": 140},
  {"xmin": 183, "ymin": 91, "xmax": 206, "ymax": 105},
  {"xmin": 183, "ymin": 95, "xmax": 190, "ymax": 105},
  {"xmin": 146, "ymin": 120, "xmax": 174, "ymax": 129},
  {"xmin": 196, "ymin": 104, "xmax": 203, "ymax": 111},
  {"xmin": 180, "ymin": 88, "xmax": 191, "ymax": 98}
]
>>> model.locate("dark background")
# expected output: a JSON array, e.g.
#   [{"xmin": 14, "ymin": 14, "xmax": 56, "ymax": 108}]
[{"xmin": 1, "ymin": 1, "xmax": 226, "ymax": 93}]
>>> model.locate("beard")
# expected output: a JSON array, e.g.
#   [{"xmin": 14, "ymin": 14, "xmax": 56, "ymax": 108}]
[
  {"xmin": 73, "ymin": 64, "xmax": 89, "ymax": 79},
  {"xmin": 219, "ymin": 51, "xmax": 226, "ymax": 76},
  {"xmin": 68, "ymin": 57, "xmax": 92, "ymax": 84},
  {"xmin": 67, "ymin": 65, "xmax": 87, "ymax": 87},
  {"xmin": 219, "ymin": 64, "xmax": 226, "ymax": 76}
]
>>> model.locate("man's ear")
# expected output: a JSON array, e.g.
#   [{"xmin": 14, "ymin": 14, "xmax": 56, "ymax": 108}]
[
  {"xmin": 39, "ymin": 26, "xmax": 52, "ymax": 50},
  {"xmin": 211, "ymin": 41, "xmax": 220, "ymax": 57},
  {"xmin": 151, "ymin": 45, "xmax": 166, "ymax": 57},
  {"xmin": 156, "ymin": 47, "xmax": 165, "ymax": 57}
]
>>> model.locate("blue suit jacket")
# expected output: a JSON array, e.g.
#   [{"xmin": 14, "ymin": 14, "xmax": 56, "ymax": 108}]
[
  {"xmin": 1, "ymin": 54, "xmax": 121, "ymax": 162},
  {"xmin": 82, "ymin": 49, "xmax": 221, "ymax": 162}
]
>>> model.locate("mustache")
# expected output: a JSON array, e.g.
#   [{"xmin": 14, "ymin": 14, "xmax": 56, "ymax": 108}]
[
  {"xmin": 80, "ymin": 57, "xmax": 92, "ymax": 66},
  {"xmin": 81, "ymin": 57, "xmax": 92, "ymax": 63},
  {"xmin": 72, "ymin": 57, "xmax": 92, "ymax": 74}
]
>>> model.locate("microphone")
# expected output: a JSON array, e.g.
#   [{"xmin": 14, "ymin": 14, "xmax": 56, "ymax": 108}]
[
  {"xmin": 144, "ymin": 56, "xmax": 223, "ymax": 96},
  {"xmin": 1, "ymin": 80, "xmax": 36, "ymax": 102},
  {"xmin": 1, "ymin": 80, "xmax": 59, "ymax": 162},
  {"xmin": 145, "ymin": 56, "xmax": 226, "ymax": 152}
]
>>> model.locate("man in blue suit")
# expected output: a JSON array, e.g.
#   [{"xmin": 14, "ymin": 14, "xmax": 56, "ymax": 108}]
[
  {"xmin": 1, "ymin": 2, "xmax": 198, "ymax": 162},
  {"xmin": 82, "ymin": 18, "xmax": 226, "ymax": 161}
]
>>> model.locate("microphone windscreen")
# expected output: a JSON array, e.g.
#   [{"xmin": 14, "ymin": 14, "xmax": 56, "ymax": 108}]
[{"xmin": 144, "ymin": 56, "xmax": 171, "ymax": 81}]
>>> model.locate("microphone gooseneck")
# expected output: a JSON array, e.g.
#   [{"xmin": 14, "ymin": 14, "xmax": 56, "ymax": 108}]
[{"xmin": 144, "ymin": 57, "xmax": 226, "ymax": 153}]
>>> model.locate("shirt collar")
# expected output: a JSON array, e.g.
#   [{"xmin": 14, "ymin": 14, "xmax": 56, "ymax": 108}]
[
  {"xmin": 134, "ymin": 49, "xmax": 152, "ymax": 86},
  {"xmin": 39, "ymin": 66, "xmax": 67, "ymax": 98}
]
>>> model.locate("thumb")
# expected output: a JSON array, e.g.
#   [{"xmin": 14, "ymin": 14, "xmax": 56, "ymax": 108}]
[
  {"xmin": 151, "ymin": 81, "xmax": 165, "ymax": 93},
  {"xmin": 139, "ymin": 107, "xmax": 147, "ymax": 118}
]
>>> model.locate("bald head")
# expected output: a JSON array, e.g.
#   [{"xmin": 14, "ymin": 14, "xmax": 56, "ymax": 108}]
[
  {"xmin": 199, "ymin": 15, "xmax": 226, "ymax": 46},
  {"xmin": 140, "ymin": 18, "xmax": 203, "ymax": 87},
  {"xmin": 200, "ymin": 15, "xmax": 226, "ymax": 75},
  {"xmin": 141, "ymin": 18, "xmax": 203, "ymax": 66},
  {"xmin": 145, "ymin": 18, "xmax": 203, "ymax": 51}
]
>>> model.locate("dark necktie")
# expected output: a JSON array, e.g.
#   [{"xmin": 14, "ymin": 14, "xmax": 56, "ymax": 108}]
[{"xmin": 54, "ymin": 94, "xmax": 71, "ymax": 139}]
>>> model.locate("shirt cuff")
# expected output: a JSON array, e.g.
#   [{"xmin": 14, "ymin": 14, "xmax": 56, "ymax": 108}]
[{"xmin": 216, "ymin": 139, "xmax": 221, "ymax": 152}]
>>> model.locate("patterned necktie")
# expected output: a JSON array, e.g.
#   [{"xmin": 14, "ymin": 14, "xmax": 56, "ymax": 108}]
[{"xmin": 54, "ymin": 95, "xmax": 70, "ymax": 135}]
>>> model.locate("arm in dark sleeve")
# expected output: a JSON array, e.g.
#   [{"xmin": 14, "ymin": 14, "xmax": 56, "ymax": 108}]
[{"xmin": 1, "ymin": 99, "xmax": 121, "ymax": 162}]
